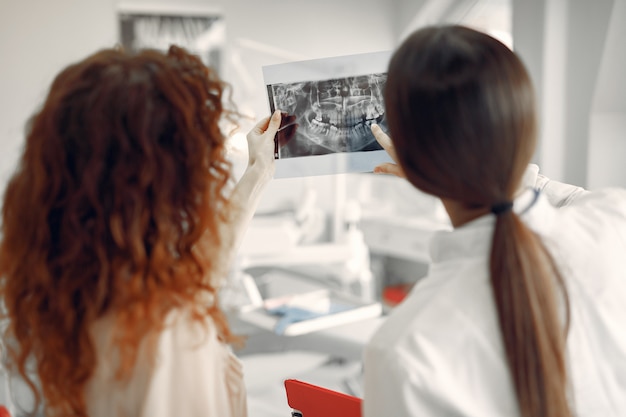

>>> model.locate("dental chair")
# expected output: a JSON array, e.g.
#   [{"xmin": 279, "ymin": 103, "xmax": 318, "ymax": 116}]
[{"xmin": 227, "ymin": 194, "xmax": 383, "ymax": 362}]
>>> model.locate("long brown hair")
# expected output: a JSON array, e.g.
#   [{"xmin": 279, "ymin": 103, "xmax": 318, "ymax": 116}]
[
  {"xmin": 384, "ymin": 25, "xmax": 572, "ymax": 417},
  {"xmin": 0, "ymin": 45, "xmax": 237, "ymax": 416}
]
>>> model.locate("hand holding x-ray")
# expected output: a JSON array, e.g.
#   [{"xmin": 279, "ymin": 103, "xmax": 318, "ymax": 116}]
[{"xmin": 274, "ymin": 112, "xmax": 298, "ymax": 157}]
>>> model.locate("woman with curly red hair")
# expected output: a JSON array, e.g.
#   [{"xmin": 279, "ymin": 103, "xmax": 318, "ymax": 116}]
[{"xmin": 0, "ymin": 45, "xmax": 281, "ymax": 417}]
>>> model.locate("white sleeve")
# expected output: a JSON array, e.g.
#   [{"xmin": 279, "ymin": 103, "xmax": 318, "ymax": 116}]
[
  {"xmin": 520, "ymin": 164, "xmax": 588, "ymax": 207},
  {"xmin": 140, "ymin": 316, "xmax": 247, "ymax": 417}
]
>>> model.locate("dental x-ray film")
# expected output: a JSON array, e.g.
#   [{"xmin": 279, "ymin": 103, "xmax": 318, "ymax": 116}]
[{"xmin": 263, "ymin": 51, "xmax": 393, "ymax": 178}]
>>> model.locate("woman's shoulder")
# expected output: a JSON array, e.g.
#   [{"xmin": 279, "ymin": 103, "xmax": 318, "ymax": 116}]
[
  {"xmin": 526, "ymin": 164, "xmax": 626, "ymax": 213},
  {"xmin": 545, "ymin": 186, "xmax": 626, "ymax": 249},
  {"xmin": 568, "ymin": 187, "xmax": 626, "ymax": 216}
]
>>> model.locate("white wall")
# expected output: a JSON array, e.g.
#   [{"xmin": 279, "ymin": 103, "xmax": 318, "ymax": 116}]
[
  {"xmin": 562, "ymin": 0, "xmax": 615, "ymax": 187},
  {"xmin": 512, "ymin": 0, "xmax": 625, "ymax": 189},
  {"xmin": 588, "ymin": 0, "xmax": 626, "ymax": 188},
  {"xmin": 0, "ymin": 0, "xmax": 118, "ymax": 205}
]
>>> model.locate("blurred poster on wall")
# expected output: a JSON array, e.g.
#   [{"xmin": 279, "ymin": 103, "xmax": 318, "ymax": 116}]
[{"xmin": 118, "ymin": 4, "xmax": 224, "ymax": 74}]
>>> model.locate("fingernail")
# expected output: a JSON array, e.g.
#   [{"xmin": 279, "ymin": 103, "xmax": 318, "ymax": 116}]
[
  {"xmin": 371, "ymin": 124, "xmax": 379, "ymax": 130},
  {"xmin": 273, "ymin": 110, "xmax": 281, "ymax": 119}
]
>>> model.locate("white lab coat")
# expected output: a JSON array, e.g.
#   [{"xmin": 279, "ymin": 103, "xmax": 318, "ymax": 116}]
[
  {"xmin": 363, "ymin": 167, "xmax": 626, "ymax": 417},
  {"xmin": 86, "ymin": 309, "xmax": 247, "ymax": 417}
]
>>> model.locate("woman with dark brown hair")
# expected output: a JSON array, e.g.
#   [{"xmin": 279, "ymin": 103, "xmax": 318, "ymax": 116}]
[
  {"xmin": 0, "ymin": 45, "xmax": 281, "ymax": 417},
  {"xmin": 364, "ymin": 25, "xmax": 626, "ymax": 416}
]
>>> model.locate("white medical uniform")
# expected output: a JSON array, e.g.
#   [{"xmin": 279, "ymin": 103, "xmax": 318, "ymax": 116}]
[
  {"xmin": 363, "ymin": 166, "xmax": 626, "ymax": 417},
  {"xmin": 86, "ymin": 308, "xmax": 247, "ymax": 417}
]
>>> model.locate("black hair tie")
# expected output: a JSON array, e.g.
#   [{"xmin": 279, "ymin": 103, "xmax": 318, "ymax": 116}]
[{"xmin": 491, "ymin": 201, "xmax": 514, "ymax": 215}]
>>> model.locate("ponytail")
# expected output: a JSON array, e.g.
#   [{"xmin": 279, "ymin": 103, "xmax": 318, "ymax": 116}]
[{"xmin": 490, "ymin": 212, "xmax": 572, "ymax": 417}]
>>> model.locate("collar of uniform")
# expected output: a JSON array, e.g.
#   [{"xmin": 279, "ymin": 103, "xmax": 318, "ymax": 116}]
[{"xmin": 428, "ymin": 189, "xmax": 556, "ymax": 263}]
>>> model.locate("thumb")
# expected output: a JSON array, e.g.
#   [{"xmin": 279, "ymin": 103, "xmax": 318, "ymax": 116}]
[
  {"xmin": 373, "ymin": 162, "xmax": 405, "ymax": 178},
  {"xmin": 267, "ymin": 110, "xmax": 282, "ymax": 134}
]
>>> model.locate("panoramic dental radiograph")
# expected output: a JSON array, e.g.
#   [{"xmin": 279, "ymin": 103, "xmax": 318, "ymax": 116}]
[{"xmin": 268, "ymin": 73, "xmax": 388, "ymax": 158}]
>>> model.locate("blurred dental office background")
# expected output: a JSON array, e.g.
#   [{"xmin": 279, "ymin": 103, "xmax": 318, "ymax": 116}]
[{"xmin": 1, "ymin": 0, "xmax": 625, "ymax": 416}]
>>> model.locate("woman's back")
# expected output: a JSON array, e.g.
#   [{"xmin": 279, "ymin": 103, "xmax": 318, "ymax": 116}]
[
  {"xmin": 86, "ymin": 308, "xmax": 246, "ymax": 417},
  {"xmin": 364, "ymin": 183, "xmax": 626, "ymax": 416}
]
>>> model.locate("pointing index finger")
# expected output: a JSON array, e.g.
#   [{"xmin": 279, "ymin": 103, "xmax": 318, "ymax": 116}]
[{"xmin": 371, "ymin": 124, "xmax": 398, "ymax": 161}]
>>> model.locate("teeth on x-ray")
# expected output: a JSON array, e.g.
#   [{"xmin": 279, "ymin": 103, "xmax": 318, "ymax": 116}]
[{"xmin": 270, "ymin": 74, "xmax": 387, "ymax": 157}]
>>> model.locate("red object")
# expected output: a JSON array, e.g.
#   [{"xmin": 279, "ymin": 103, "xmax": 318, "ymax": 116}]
[
  {"xmin": 284, "ymin": 379, "xmax": 361, "ymax": 417},
  {"xmin": 382, "ymin": 283, "xmax": 413, "ymax": 306},
  {"xmin": 0, "ymin": 405, "xmax": 12, "ymax": 417}
]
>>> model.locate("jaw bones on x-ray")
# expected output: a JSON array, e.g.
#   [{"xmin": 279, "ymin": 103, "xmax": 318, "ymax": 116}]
[{"xmin": 268, "ymin": 73, "xmax": 388, "ymax": 159}]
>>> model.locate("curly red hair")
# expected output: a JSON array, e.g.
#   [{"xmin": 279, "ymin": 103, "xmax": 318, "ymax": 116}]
[{"xmin": 0, "ymin": 45, "xmax": 238, "ymax": 416}]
